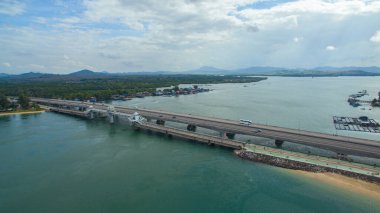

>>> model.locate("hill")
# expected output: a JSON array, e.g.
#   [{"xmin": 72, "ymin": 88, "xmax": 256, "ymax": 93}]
[
  {"xmin": 0, "ymin": 73, "xmax": 10, "ymax": 77},
  {"xmin": 68, "ymin": 69, "xmax": 109, "ymax": 77},
  {"xmin": 185, "ymin": 66, "xmax": 380, "ymax": 76},
  {"xmin": 312, "ymin": 66, "xmax": 380, "ymax": 73},
  {"xmin": 1, "ymin": 66, "xmax": 380, "ymax": 78}
]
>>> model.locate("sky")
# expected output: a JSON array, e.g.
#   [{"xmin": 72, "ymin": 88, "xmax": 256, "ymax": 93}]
[{"xmin": 1, "ymin": 0, "xmax": 380, "ymax": 74}]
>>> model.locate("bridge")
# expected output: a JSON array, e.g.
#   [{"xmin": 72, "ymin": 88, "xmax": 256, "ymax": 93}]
[{"xmin": 31, "ymin": 98, "xmax": 380, "ymax": 159}]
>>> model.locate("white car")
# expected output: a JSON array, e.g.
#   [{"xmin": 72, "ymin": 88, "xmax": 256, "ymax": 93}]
[{"xmin": 240, "ymin": 119, "xmax": 252, "ymax": 126}]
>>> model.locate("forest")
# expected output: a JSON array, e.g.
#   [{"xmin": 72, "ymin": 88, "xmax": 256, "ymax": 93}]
[{"xmin": 0, "ymin": 75, "xmax": 266, "ymax": 101}]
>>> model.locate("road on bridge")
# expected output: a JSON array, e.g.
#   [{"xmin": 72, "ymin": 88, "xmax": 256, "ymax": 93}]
[{"xmin": 31, "ymin": 98, "xmax": 380, "ymax": 159}]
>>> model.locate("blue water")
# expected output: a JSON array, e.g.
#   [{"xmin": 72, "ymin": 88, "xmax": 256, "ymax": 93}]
[{"xmin": 1, "ymin": 77, "xmax": 380, "ymax": 212}]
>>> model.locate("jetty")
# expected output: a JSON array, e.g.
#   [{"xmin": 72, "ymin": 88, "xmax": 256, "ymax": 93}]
[{"xmin": 237, "ymin": 145, "xmax": 380, "ymax": 183}]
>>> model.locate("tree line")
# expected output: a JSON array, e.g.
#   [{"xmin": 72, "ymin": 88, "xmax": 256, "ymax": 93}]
[
  {"xmin": 0, "ymin": 75, "xmax": 266, "ymax": 101},
  {"xmin": 0, "ymin": 94, "xmax": 34, "ymax": 111}
]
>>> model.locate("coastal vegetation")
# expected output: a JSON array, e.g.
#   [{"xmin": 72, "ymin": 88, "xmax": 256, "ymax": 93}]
[
  {"xmin": 0, "ymin": 94, "xmax": 41, "ymax": 114},
  {"xmin": 0, "ymin": 94, "xmax": 10, "ymax": 111},
  {"xmin": 0, "ymin": 74, "xmax": 266, "ymax": 101}
]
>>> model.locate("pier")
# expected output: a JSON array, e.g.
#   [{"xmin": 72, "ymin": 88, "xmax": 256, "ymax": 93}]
[
  {"xmin": 32, "ymin": 98, "xmax": 380, "ymax": 159},
  {"xmin": 333, "ymin": 116, "xmax": 380, "ymax": 133}
]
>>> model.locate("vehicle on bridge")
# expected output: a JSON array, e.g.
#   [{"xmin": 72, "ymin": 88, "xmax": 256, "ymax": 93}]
[
  {"xmin": 240, "ymin": 119, "xmax": 252, "ymax": 126},
  {"xmin": 128, "ymin": 112, "xmax": 146, "ymax": 124}
]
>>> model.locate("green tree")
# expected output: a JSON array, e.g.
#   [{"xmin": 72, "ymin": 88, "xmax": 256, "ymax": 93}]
[
  {"xmin": 31, "ymin": 103, "xmax": 41, "ymax": 111},
  {"xmin": 0, "ymin": 75, "xmax": 266, "ymax": 100},
  {"xmin": 18, "ymin": 94, "xmax": 30, "ymax": 109},
  {"xmin": 0, "ymin": 94, "xmax": 10, "ymax": 110}
]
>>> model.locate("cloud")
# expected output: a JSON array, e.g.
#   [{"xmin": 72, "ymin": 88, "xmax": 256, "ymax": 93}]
[
  {"xmin": 29, "ymin": 64, "xmax": 45, "ymax": 70},
  {"xmin": 370, "ymin": 31, "xmax": 380, "ymax": 43},
  {"xmin": 33, "ymin": 17, "xmax": 48, "ymax": 24},
  {"xmin": 82, "ymin": 0, "xmax": 253, "ymax": 43},
  {"xmin": 2, "ymin": 62, "xmax": 11, "ymax": 67},
  {"xmin": 293, "ymin": 36, "xmax": 303, "ymax": 43},
  {"xmin": 326, "ymin": 45, "xmax": 336, "ymax": 51},
  {"xmin": 239, "ymin": 0, "xmax": 380, "ymax": 16},
  {"xmin": 0, "ymin": 0, "xmax": 25, "ymax": 16},
  {"xmin": 1, "ymin": 0, "xmax": 380, "ymax": 73},
  {"xmin": 98, "ymin": 52, "xmax": 122, "ymax": 60}
]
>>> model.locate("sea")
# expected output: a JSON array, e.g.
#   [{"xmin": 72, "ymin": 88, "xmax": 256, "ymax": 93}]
[{"xmin": 1, "ymin": 77, "xmax": 380, "ymax": 212}]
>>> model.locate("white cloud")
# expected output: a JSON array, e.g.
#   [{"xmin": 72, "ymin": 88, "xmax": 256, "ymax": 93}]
[
  {"xmin": 2, "ymin": 62, "xmax": 11, "ymax": 67},
  {"xmin": 33, "ymin": 17, "xmax": 48, "ymax": 24},
  {"xmin": 1, "ymin": 0, "xmax": 380, "ymax": 73},
  {"xmin": 0, "ymin": 0, "xmax": 25, "ymax": 16},
  {"xmin": 293, "ymin": 36, "xmax": 303, "ymax": 43},
  {"xmin": 61, "ymin": 17, "xmax": 82, "ymax": 24},
  {"xmin": 326, "ymin": 45, "xmax": 336, "ymax": 51},
  {"xmin": 370, "ymin": 31, "xmax": 380, "ymax": 43},
  {"xmin": 239, "ymin": 0, "xmax": 380, "ymax": 16},
  {"xmin": 82, "ymin": 0, "xmax": 253, "ymax": 42}
]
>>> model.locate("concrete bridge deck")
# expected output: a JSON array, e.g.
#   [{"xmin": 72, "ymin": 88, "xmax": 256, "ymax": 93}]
[
  {"xmin": 31, "ymin": 98, "xmax": 380, "ymax": 159},
  {"xmin": 136, "ymin": 122, "xmax": 243, "ymax": 149}
]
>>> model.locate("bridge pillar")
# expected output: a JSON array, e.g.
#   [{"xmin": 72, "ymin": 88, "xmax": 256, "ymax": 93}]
[
  {"xmin": 89, "ymin": 111, "xmax": 95, "ymax": 119},
  {"xmin": 108, "ymin": 114, "xmax": 115, "ymax": 124},
  {"xmin": 187, "ymin": 124, "xmax": 197, "ymax": 132},
  {"xmin": 220, "ymin": 132, "xmax": 234, "ymax": 139},
  {"xmin": 156, "ymin": 120, "xmax": 165, "ymax": 125},
  {"xmin": 336, "ymin": 153, "xmax": 349, "ymax": 161},
  {"xmin": 275, "ymin": 139, "xmax": 284, "ymax": 147},
  {"xmin": 220, "ymin": 131, "xmax": 227, "ymax": 139},
  {"xmin": 226, "ymin": 133, "xmax": 235, "ymax": 139}
]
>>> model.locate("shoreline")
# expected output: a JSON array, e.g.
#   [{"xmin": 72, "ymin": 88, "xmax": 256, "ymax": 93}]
[
  {"xmin": 291, "ymin": 170, "xmax": 380, "ymax": 201},
  {"xmin": 236, "ymin": 150, "xmax": 380, "ymax": 183},
  {"xmin": 0, "ymin": 110, "xmax": 45, "ymax": 116},
  {"xmin": 236, "ymin": 149, "xmax": 380, "ymax": 201}
]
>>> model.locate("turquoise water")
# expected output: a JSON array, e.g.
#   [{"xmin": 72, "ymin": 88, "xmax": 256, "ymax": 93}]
[{"xmin": 1, "ymin": 77, "xmax": 380, "ymax": 212}]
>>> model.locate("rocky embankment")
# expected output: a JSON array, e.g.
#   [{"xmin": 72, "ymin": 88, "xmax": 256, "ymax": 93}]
[{"xmin": 236, "ymin": 150, "xmax": 380, "ymax": 184}]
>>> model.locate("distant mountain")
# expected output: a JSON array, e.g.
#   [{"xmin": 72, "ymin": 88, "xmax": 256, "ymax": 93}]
[
  {"xmin": 1, "ymin": 66, "xmax": 380, "ymax": 79},
  {"xmin": 313, "ymin": 66, "xmax": 380, "ymax": 73},
  {"xmin": 233, "ymin": 66, "xmax": 294, "ymax": 75},
  {"xmin": 247, "ymin": 67, "xmax": 378, "ymax": 76},
  {"xmin": 68, "ymin": 69, "xmax": 108, "ymax": 77},
  {"xmin": 18, "ymin": 72, "xmax": 46, "ymax": 78},
  {"xmin": 267, "ymin": 70, "xmax": 380, "ymax": 77},
  {"xmin": 186, "ymin": 66, "xmax": 299, "ymax": 75},
  {"xmin": 0, "ymin": 73, "xmax": 10, "ymax": 77}
]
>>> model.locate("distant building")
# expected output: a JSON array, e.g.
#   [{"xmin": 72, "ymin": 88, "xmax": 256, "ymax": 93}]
[
  {"xmin": 89, "ymin": 97, "xmax": 97, "ymax": 103},
  {"xmin": 154, "ymin": 91, "xmax": 163, "ymax": 96}
]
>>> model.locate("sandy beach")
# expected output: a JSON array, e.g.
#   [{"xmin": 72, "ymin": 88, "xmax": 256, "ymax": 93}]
[
  {"xmin": 292, "ymin": 170, "xmax": 380, "ymax": 201},
  {"xmin": 0, "ymin": 110, "xmax": 45, "ymax": 116}
]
